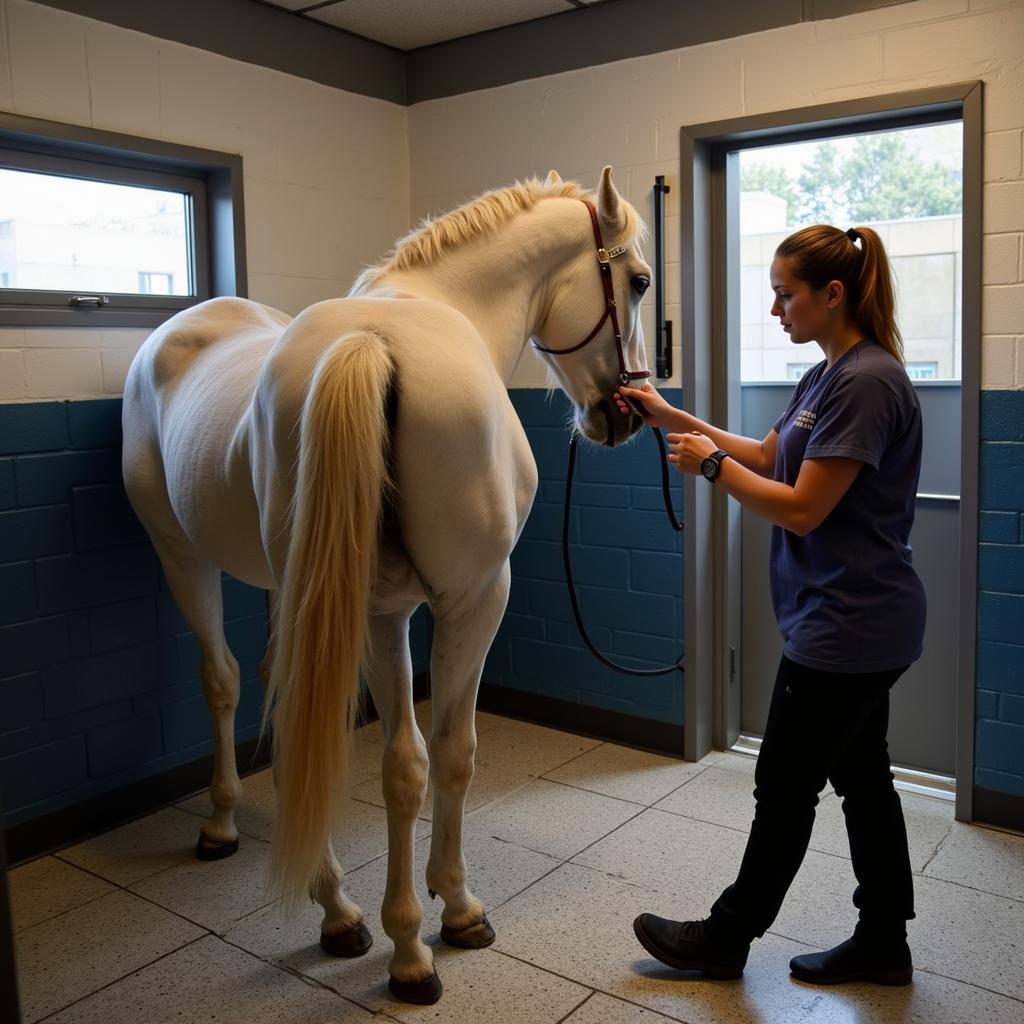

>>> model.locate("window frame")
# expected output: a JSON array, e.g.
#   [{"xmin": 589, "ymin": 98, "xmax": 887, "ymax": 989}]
[{"xmin": 0, "ymin": 111, "xmax": 245, "ymax": 328}]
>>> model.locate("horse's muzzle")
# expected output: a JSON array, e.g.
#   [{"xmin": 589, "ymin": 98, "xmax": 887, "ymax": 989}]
[{"xmin": 578, "ymin": 399, "xmax": 643, "ymax": 448}]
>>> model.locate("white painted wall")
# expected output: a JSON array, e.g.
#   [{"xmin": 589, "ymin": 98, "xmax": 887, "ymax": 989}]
[
  {"xmin": 408, "ymin": 0, "xmax": 1024, "ymax": 390},
  {"xmin": 0, "ymin": 0, "xmax": 409, "ymax": 401}
]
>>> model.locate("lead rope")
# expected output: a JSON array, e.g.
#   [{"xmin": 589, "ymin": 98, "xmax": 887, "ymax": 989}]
[{"xmin": 563, "ymin": 427, "xmax": 685, "ymax": 676}]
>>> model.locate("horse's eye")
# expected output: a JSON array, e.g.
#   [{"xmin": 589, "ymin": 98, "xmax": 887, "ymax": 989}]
[{"xmin": 632, "ymin": 275, "xmax": 650, "ymax": 295}]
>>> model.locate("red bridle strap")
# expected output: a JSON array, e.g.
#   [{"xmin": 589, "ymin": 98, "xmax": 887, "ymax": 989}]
[{"xmin": 531, "ymin": 200, "xmax": 651, "ymax": 387}]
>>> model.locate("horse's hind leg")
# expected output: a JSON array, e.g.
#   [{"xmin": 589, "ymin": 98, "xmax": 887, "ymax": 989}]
[
  {"xmin": 312, "ymin": 845, "xmax": 372, "ymax": 957},
  {"xmin": 426, "ymin": 568, "xmax": 510, "ymax": 949},
  {"xmin": 261, "ymin": 593, "xmax": 371, "ymax": 957},
  {"xmin": 363, "ymin": 609, "xmax": 440, "ymax": 1004},
  {"xmin": 145, "ymin": 521, "xmax": 244, "ymax": 858}
]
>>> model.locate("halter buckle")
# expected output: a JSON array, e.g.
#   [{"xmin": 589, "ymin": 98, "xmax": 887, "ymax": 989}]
[{"xmin": 597, "ymin": 245, "xmax": 626, "ymax": 265}]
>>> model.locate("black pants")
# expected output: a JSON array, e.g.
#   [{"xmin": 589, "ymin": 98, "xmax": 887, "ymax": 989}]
[{"xmin": 708, "ymin": 655, "xmax": 915, "ymax": 949}]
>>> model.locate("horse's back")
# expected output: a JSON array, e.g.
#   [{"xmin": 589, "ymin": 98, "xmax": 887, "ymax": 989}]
[
  {"xmin": 252, "ymin": 296, "xmax": 538, "ymax": 611},
  {"xmin": 123, "ymin": 297, "xmax": 291, "ymax": 587}
]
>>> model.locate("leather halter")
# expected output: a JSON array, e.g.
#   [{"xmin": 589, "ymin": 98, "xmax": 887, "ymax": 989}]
[{"xmin": 531, "ymin": 200, "xmax": 651, "ymax": 388}]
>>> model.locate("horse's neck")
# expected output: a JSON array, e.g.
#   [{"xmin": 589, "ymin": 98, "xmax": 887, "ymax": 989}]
[{"xmin": 372, "ymin": 203, "xmax": 581, "ymax": 385}]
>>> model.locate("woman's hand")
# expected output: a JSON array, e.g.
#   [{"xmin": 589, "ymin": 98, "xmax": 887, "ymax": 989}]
[
  {"xmin": 667, "ymin": 431, "xmax": 718, "ymax": 474},
  {"xmin": 613, "ymin": 383, "xmax": 677, "ymax": 429}
]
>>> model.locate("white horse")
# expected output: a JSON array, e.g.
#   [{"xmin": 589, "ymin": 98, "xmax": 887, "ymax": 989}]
[{"xmin": 122, "ymin": 166, "xmax": 651, "ymax": 1003}]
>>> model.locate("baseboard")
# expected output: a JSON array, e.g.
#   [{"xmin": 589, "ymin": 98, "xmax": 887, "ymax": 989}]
[
  {"xmin": 5, "ymin": 735, "xmax": 272, "ymax": 866},
  {"xmin": 476, "ymin": 681, "xmax": 685, "ymax": 757},
  {"xmin": 4, "ymin": 674, "xmax": 433, "ymax": 865},
  {"xmin": 973, "ymin": 786, "xmax": 1024, "ymax": 833}
]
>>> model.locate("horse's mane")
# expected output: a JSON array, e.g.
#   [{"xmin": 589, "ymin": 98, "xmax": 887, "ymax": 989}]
[{"xmin": 351, "ymin": 176, "xmax": 641, "ymax": 294}]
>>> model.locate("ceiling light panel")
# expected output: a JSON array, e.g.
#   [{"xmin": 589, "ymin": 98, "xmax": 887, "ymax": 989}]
[{"xmin": 309, "ymin": 0, "xmax": 572, "ymax": 51}]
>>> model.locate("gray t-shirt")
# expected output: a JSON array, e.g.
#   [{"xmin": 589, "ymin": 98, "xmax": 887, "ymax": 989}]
[{"xmin": 770, "ymin": 339, "xmax": 926, "ymax": 673}]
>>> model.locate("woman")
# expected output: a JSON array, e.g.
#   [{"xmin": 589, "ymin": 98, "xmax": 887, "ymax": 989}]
[{"xmin": 616, "ymin": 224, "xmax": 925, "ymax": 986}]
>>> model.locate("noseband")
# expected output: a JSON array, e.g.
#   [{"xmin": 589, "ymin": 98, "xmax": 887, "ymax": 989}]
[{"xmin": 531, "ymin": 200, "xmax": 651, "ymax": 389}]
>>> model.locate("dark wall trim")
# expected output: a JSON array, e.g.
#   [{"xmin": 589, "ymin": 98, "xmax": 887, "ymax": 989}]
[
  {"xmin": 36, "ymin": 0, "xmax": 405, "ymax": 105},
  {"xmin": 5, "ymin": 737, "xmax": 271, "ymax": 865},
  {"xmin": 0, "ymin": 818, "xmax": 21, "ymax": 1024},
  {"xmin": 973, "ymin": 787, "xmax": 1024, "ymax": 834},
  {"xmin": 956, "ymin": 82, "xmax": 983, "ymax": 826},
  {"xmin": 36, "ymin": 0, "xmax": 920, "ymax": 106},
  {"xmin": 407, "ymin": 0, "xmax": 803, "ymax": 103},
  {"xmin": 3, "ymin": 674, "xmax": 429, "ymax": 867},
  {"xmin": 477, "ymin": 683, "xmax": 686, "ymax": 758}
]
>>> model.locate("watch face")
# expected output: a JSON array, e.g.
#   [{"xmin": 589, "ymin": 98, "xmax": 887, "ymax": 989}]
[{"xmin": 701, "ymin": 456, "xmax": 718, "ymax": 479}]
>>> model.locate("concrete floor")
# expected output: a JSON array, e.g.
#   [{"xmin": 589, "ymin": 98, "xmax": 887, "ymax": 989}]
[{"xmin": 10, "ymin": 702, "xmax": 1024, "ymax": 1023}]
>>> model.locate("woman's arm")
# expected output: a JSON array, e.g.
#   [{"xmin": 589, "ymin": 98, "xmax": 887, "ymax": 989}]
[
  {"xmin": 615, "ymin": 384, "xmax": 777, "ymax": 476},
  {"xmin": 669, "ymin": 430, "xmax": 862, "ymax": 535}
]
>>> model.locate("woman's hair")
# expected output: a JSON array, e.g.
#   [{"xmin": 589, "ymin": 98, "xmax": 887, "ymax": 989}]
[{"xmin": 775, "ymin": 224, "xmax": 904, "ymax": 364}]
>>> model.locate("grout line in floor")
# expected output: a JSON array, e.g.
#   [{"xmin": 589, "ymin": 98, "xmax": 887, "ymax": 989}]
[
  {"xmin": 490, "ymin": 947, "xmax": 697, "ymax": 1024},
  {"xmin": 919, "ymin": 821, "xmax": 955, "ymax": 874},
  {"xmin": 529, "ymin": 774, "xmax": 661, "ymax": 810},
  {"xmin": 552, "ymin": 988, "xmax": 599, "ymax": 1024},
  {"xmin": 12, "ymin": 879, "xmax": 118, "ymax": 936},
  {"xmin": 267, "ymin": 951, "xmax": 385, "ymax": 1018},
  {"xmin": 30, "ymin": 932, "xmax": 211, "ymax": 1024}
]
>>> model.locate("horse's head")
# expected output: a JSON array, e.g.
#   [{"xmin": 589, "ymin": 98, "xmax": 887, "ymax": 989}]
[{"xmin": 532, "ymin": 166, "xmax": 652, "ymax": 448}]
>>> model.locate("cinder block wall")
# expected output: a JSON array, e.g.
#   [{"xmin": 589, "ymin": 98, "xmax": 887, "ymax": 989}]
[
  {"xmin": 484, "ymin": 390, "xmax": 685, "ymax": 725},
  {"xmin": 0, "ymin": 399, "xmax": 268, "ymax": 826},
  {"xmin": 2, "ymin": 0, "xmax": 1023, "ymax": 835},
  {"xmin": 977, "ymin": 391, "xmax": 1024, "ymax": 795}
]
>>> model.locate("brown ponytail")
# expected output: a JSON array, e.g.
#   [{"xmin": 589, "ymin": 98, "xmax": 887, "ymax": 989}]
[{"xmin": 776, "ymin": 224, "xmax": 904, "ymax": 364}]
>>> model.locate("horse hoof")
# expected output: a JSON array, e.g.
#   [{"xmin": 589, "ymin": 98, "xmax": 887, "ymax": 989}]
[
  {"xmin": 388, "ymin": 972, "xmax": 443, "ymax": 1005},
  {"xmin": 440, "ymin": 915, "xmax": 496, "ymax": 949},
  {"xmin": 320, "ymin": 921, "xmax": 373, "ymax": 958},
  {"xmin": 195, "ymin": 834, "xmax": 239, "ymax": 861}
]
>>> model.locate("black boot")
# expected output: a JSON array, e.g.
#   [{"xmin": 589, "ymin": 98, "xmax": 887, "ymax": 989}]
[
  {"xmin": 790, "ymin": 937, "xmax": 912, "ymax": 986},
  {"xmin": 633, "ymin": 914, "xmax": 749, "ymax": 980}
]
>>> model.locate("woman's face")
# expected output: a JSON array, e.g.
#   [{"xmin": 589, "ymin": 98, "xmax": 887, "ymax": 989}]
[{"xmin": 769, "ymin": 255, "xmax": 836, "ymax": 345}]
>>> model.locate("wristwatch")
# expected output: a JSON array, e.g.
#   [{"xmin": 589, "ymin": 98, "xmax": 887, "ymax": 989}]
[{"xmin": 700, "ymin": 449, "xmax": 730, "ymax": 482}]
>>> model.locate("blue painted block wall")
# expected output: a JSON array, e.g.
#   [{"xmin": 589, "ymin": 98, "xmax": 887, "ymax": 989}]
[
  {"xmin": 3, "ymin": 385, "xmax": 1020, "ymax": 826},
  {"xmin": 977, "ymin": 390, "xmax": 1024, "ymax": 798},
  {"xmin": 0, "ymin": 399, "xmax": 270, "ymax": 828},
  {"xmin": 0, "ymin": 399, "xmax": 433, "ymax": 831},
  {"xmin": 484, "ymin": 389, "xmax": 685, "ymax": 724}
]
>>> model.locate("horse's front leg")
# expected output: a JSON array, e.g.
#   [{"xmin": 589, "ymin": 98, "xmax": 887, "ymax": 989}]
[
  {"xmin": 364, "ymin": 610, "xmax": 440, "ymax": 1004},
  {"xmin": 426, "ymin": 569, "xmax": 510, "ymax": 949}
]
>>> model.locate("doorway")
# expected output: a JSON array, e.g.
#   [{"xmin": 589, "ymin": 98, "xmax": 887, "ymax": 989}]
[
  {"xmin": 679, "ymin": 84, "xmax": 982, "ymax": 821},
  {"xmin": 735, "ymin": 122, "xmax": 963, "ymax": 785}
]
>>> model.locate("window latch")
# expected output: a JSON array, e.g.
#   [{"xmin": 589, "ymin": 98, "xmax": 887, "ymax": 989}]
[{"xmin": 68, "ymin": 295, "xmax": 110, "ymax": 307}]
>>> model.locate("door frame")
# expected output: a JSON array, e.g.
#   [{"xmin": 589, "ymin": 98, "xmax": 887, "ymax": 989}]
[{"xmin": 679, "ymin": 82, "xmax": 982, "ymax": 823}]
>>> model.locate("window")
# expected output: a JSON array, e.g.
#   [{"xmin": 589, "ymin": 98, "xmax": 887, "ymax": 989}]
[
  {"xmin": 786, "ymin": 363, "xmax": 814, "ymax": 380},
  {"xmin": 738, "ymin": 121, "xmax": 963, "ymax": 383},
  {"xmin": 0, "ymin": 112, "xmax": 246, "ymax": 327},
  {"xmin": 907, "ymin": 361, "xmax": 939, "ymax": 380},
  {"xmin": 138, "ymin": 271, "xmax": 176, "ymax": 296}
]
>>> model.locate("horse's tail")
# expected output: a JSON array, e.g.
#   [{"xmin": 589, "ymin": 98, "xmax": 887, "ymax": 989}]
[{"xmin": 265, "ymin": 330, "xmax": 393, "ymax": 909}]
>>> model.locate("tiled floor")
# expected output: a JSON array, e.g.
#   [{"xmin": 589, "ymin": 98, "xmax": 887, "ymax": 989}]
[{"xmin": 10, "ymin": 702, "xmax": 1024, "ymax": 1024}]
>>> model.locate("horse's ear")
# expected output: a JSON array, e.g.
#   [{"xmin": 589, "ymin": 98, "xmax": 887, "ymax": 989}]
[
  {"xmin": 545, "ymin": 169, "xmax": 563, "ymax": 187},
  {"xmin": 597, "ymin": 165, "xmax": 625, "ymax": 233}
]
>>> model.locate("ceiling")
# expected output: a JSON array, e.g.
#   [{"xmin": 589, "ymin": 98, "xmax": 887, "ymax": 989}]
[{"xmin": 253, "ymin": 0, "xmax": 618, "ymax": 51}]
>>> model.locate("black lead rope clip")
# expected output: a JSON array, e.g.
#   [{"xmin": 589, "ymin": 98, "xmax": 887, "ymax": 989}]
[{"xmin": 563, "ymin": 428, "xmax": 685, "ymax": 677}]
